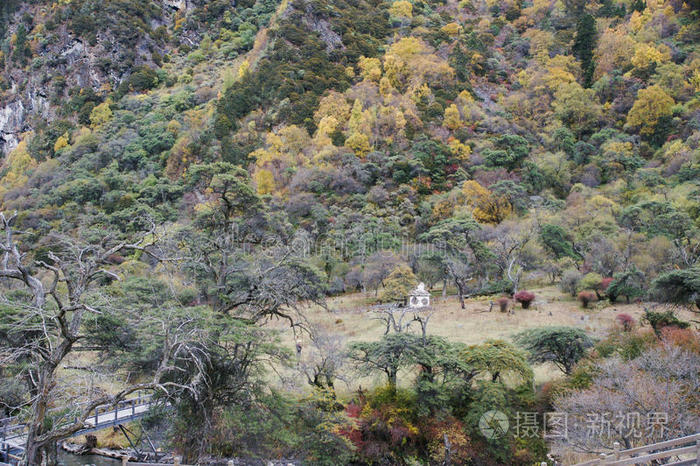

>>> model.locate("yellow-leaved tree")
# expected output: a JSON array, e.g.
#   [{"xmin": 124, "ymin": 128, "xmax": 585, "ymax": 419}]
[
  {"xmin": 630, "ymin": 42, "xmax": 670, "ymax": 78},
  {"xmin": 89, "ymin": 99, "xmax": 113, "ymax": 129},
  {"xmin": 53, "ymin": 133, "xmax": 70, "ymax": 153},
  {"xmin": 252, "ymin": 125, "xmax": 312, "ymax": 191},
  {"xmin": 462, "ymin": 180, "xmax": 512, "ymax": 224},
  {"xmin": 389, "ymin": 0, "xmax": 413, "ymax": 18},
  {"xmin": 448, "ymin": 138, "xmax": 471, "ymax": 161},
  {"xmin": 314, "ymin": 91, "xmax": 351, "ymax": 126},
  {"xmin": 0, "ymin": 140, "xmax": 37, "ymax": 198},
  {"xmin": 344, "ymin": 132, "xmax": 371, "ymax": 157},
  {"xmin": 443, "ymin": 104, "xmax": 463, "ymax": 130},
  {"xmin": 379, "ymin": 264, "xmax": 417, "ymax": 303},
  {"xmin": 358, "ymin": 56, "xmax": 382, "ymax": 82},
  {"xmin": 238, "ymin": 59, "xmax": 250, "ymax": 78},
  {"xmin": 441, "ymin": 22, "xmax": 461, "ymax": 36},
  {"xmin": 314, "ymin": 115, "xmax": 339, "ymax": 147},
  {"xmin": 384, "ymin": 37, "xmax": 454, "ymax": 91},
  {"xmin": 254, "ymin": 169, "xmax": 275, "ymax": 195},
  {"xmin": 593, "ymin": 27, "xmax": 635, "ymax": 80},
  {"xmin": 626, "ymin": 85, "xmax": 674, "ymax": 141}
]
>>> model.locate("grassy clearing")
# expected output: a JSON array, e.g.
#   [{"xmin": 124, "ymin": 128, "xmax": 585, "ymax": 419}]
[{"xmin": 265, "ymin": 286, "xmax": 697, "ymax": 387}]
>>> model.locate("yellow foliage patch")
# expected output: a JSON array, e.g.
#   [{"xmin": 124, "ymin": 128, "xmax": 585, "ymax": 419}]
[
  {"xmin": 89, "ymin": 99, "xmax": 113, "ymax": 129},
  {"xmin": 254, "ymin": 169, "xmax": 275, "ymax": 195},
  {"xmin": 54, "ymin": 133, "xmax": 69, "ymax": 153},
  {"xmin": 344, "ymin": 132, "xmax": 371, "ymax": 157},
  {"xmin": 626, "ymin": 85, "xmax": 674, "ymax": 136},
  {"xmin": 389, "ymin": 0, "xmax": 413, "ymax": 18},
  {"xmin": 441, "ymin": 22, "xmax": 461, "ymax": 36},
  {"xmin": 462, "ymin": 180, "xmax": 512, "ymax": 224},
  {"xmin": 443, "ymin": 104, "xmax": 463, "ymax": 130},
  {"xmin": 0, "ymin": 140, "xmax": 37, "ymax": 199}
]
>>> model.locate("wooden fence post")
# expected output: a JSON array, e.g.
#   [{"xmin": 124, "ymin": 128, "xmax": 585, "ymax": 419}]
[
  {"xmin": 121, "ymin": 455, "xmax": 129, "ymax": 466},
  {"xmin": 174, "ymin": 456, "xmax": 181, "ymax": 466},
  {"xmin": 695, "ymin": 435, "xmax": 699, "ymax": 466},
  {"xmin": 613, "ymin": 441, "xmax": 620, "ymax": 460}
]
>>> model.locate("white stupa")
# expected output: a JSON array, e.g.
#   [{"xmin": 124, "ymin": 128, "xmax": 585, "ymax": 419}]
[{"xmin": 408, "ymin": 282, "xmax": 430, "ymax": 308}]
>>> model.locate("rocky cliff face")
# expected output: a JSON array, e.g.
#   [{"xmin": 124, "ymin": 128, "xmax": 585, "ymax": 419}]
[{"xmin": 0, "ymin": 0, "xmax": 202, "ymax": 156}]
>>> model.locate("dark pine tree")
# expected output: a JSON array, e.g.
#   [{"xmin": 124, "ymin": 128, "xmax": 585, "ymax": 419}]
[{"xmin": 572, "ymin": 13, "xmax": 597, "ymax": 88}]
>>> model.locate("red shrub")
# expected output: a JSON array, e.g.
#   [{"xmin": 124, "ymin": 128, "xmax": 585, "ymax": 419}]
[
  {"xmin": 659, "ymin": 327, "xmax": 700, "ymax": 354},
  {"xmin": 615, "ymin": 313, "xmax": 635, "ymax": 331},
  {"xmin": 578, "ymin": 291, "xmax": 597, "ymax": 308},
  {"xmin": 496, "ymin": 297, "xmax": 510, "ymax": 312},
  {"xmin": 600, "ymin": 277, "xmax": 614, "ymax": 291},
  {"xmin": 339, "ymin": 403, "xmax": 364, "ymax": 449},
  {"xmin": 423, "ymin": 417, "xmax": 474, "ymax": 464},
  {"xmin": 514, "ymin": 290, "xmax": 535, "ymax": 309}
]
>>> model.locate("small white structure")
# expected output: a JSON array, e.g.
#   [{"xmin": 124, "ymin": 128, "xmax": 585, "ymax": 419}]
[{"xmin": 408, "ymin": 282, "xmax": 430, "ymax": 308}]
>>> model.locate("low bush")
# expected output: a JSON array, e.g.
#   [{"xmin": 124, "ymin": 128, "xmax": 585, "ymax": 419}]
[
  {"xmin": 514, "ymin": 290, "xmax": 535, "ymax": 309},
  {"xmin": 643, "ymin": 310, "xmax": 689, "ymax": 337},
  {"xmin": 615, "ymin": 313, "xmax": 635, "ymax": 331},
  {"xmin": 496, "ymin": 297, "xmax": 510, "ymax": 312},
  {"xmin": 578, "ymin": 291, "xmax": 597, "ymax": 308}
]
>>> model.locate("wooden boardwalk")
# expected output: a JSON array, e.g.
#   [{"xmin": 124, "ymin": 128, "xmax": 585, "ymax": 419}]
[
  {"xmin": 574, "ymin": 432, "xmax": 700, "ymax": 466},
  {"xmin": 1, "ymin": 394, "xmax": 154, "ymax": 464}
]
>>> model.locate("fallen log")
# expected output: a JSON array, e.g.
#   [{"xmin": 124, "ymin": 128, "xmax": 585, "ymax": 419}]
[{"xmin": 61, "ymin": 442, "xmax": 138, "ymax": 461}]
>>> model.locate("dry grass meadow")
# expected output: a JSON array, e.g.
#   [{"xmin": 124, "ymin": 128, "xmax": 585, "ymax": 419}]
[
  {"xmin": 264, "ymin": 286, "xmax": 697, "ymax": 386},
  {"xmin": 58, "ymin": 286, "xmax": 697, "ymax": 462}
]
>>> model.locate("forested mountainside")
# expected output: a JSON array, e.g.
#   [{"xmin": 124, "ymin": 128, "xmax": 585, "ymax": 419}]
[
  {"xmin": 0, "ymin": 0, "xmax": 700, "ymax": 464},
  {"xmin": 1, "ymin": 0, "xmax": 699, "ymax": 256}
]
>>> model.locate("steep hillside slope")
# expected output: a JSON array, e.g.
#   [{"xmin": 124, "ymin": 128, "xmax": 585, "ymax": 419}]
[
  {"xmin": 0, "ymin": 0, "xmax": 278, "ymax": 153},
  {"xmin": 0, "ymin": 0, "xmax": 698, "ymax": 300}
]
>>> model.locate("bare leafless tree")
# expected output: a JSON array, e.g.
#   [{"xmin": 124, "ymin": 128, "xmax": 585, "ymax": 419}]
[
  {"xmin": 554, "ymin": 343, "xmax": 700, "ymax": 454},
  {"xmin": 445, "ymin": 258, "xmax": 474, "ymax": 310},
  {"xmin": 371, "ymin": 305, "xmax": 434, "ymax": 340},
  {"xmin": 297, "ymin": 325, "xmax": 349, "ymax": 394},
  {"xmin": 482, "ymin": 220, "xmax": 532, "ymax": 294},
  {"xmin": 0, "ymin": 212, "xmax": 207, "ymax": 465}
]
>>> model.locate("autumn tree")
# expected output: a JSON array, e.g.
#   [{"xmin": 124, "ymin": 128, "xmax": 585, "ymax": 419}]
[
  {"xmin": 553, "ymin": 82, "xmax": 602, "ymax": 137},
  {"xmin": 462, "ymin": 180, "xmax": 513, "ymax": 224},
  {"xmin": 380, "ymin": 264, "xmax": 418, "ymax": 303},
  {"xmin": 626, "ymin": 85, "xmax": 674, "ymax": 145},
  {"xmin": 443, "ymin": 104, "xmax": 463, "ymax": 130}
]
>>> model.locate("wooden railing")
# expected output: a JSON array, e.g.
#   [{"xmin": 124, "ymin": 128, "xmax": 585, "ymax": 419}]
[
  {"xmin": 0, "ymin": 392, "xmax": 155, "ymax": 464},
  {"xmin": 574, "ymin": 433, "xmax": 700, "ymax": 466}
]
